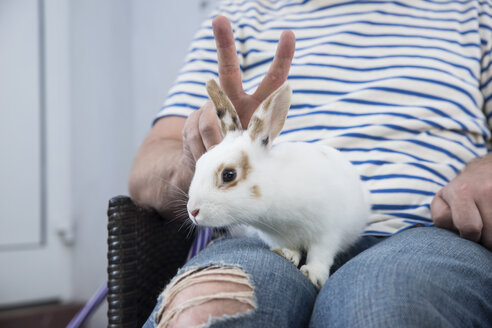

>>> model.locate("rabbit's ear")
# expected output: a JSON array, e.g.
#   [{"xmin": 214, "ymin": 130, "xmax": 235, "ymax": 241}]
[
  {"xmin": 248, "ymin": 83, "xmax": 291, "ymax": 147},
  {"xmin": 206, "ymin": 79, "xmax": 242, "ymax": 136}
]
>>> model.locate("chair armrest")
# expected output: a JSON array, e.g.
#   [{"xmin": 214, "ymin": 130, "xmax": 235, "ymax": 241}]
[{"xmin": 107, "ymin": 196, "xmax": 193, "ymax": 328}]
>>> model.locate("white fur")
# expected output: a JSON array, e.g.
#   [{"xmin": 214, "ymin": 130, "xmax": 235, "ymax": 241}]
[{"xmin": 187, "ymin": 82, "xmax": 370, "ymax": 288}]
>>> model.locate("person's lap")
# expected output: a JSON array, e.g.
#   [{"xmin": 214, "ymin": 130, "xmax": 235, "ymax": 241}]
[
  {"xmin": 313, "ymin": 227, "xmax": 492, "ymax": 327},
  {"xmin": 144, "ymin": 236, "xmax": 321, "ymax": 327},
  {"xmin": 144, "ymin": 227, "xmax": 492, "ymax": 327}
]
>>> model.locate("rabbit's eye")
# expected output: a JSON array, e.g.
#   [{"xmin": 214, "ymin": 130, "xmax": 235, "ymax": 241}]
[{"xmin": 222, "ymin": 168, "xmax": 237, "ymax": 183}]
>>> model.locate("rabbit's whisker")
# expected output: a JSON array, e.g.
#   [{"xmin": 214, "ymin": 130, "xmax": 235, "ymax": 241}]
[
  {"xmin": 150, "ymin": 174, "xmax": 189, "ymax": 199},
  {"xmin": 185, "ymin": 224, "xmax": 198, "ymax": 240},
  {"xmin": 167, "ymin": 199, "xmax": 188, "ymax": 207}
]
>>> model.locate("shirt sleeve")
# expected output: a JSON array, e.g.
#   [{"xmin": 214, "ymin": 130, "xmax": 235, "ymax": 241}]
[
  {"xmin": 153, "ymin": 2, "xmax": 244, "ymax": 124},
  {"xmin": 479, "ymin": 2, "xmax": 492, "ymax": 133}
]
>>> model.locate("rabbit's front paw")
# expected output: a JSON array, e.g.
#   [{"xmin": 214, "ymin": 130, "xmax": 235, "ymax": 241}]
[
  {"xmin": 300, "ymin": 264, "xmax": 327, "ymax": 290},
  {"xmin": 271, "ymin": 248, "xmax": 301, "ymax": 267}
]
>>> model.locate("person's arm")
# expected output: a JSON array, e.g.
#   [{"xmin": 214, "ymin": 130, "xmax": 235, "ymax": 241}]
[
  {"xmin": 129, "ymin": 16, "xmax": 295, "ymax": 219},
  {"xmin": 129, "ymin": 101, "xmax": 223, "ymax": 218},
  {"xmin": 128, "ymin": 117, "xmax": 190, "ymax": 218}
]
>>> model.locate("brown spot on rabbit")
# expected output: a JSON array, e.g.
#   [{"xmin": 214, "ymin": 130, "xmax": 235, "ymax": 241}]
[
  {"xmin": 262, "ymin": 94, "xmax": 273, "ymax": 111},
  {"xmin": 207, "ymin": 81, "xmax": 229, "ymax": 112},
  {"xmin": 215, "ymin": 163, "xmax": 225, "ymax": 188},
  {"xmin": 249, "ymin": 116, "xmax": 264, "ymax": 141},
  {"xmin": 251, "ymin": 185, "xmax": 261, "ymax": 198},
  {"xmin": 231, "ymin": 115, "xmax": 240, "ymax": 129},
  {"xmin": 217, "ymin": 108, "xmax": 225, "ymax": 119},
  {"xmin": 222, "ymin": 151, "xmax": 252, "ymax": 190},
  {"xmin": 220, "ymin": 121, "xmax": 227, "ymax": 134},
  {"xmin": 239, "ymin": 151, "xmax": 252, "ymax": 180},
  {"xmin": 206, "ymin": 80, "xmax": 241, "ymax": 133}
]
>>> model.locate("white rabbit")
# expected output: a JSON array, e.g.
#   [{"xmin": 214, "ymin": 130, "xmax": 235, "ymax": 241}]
[{"xmin": 187, "ymin": 79, "xmax": 371, "ymax": 289}]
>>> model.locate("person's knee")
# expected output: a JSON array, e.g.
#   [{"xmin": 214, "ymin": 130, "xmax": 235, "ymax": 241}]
[
  {"xmin": 156, "ymin": 266, "xmax": 256, "ymax": 328},
  {"xmin": 314, "ymin": 255, "xmax": 447, "ymax": 327},
  {"xmin": 313, "ymin": 227, "xmax": 492, "ymax": 327}
]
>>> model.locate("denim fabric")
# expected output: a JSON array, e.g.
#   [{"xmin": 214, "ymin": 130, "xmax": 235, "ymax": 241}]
[
  {"xmin": 311, "ymin": 227, "xmax": 492, "ymax": 327},
  {"xmin": 143, "ymin": 227, "xmax": 492, "ymax": 327}
]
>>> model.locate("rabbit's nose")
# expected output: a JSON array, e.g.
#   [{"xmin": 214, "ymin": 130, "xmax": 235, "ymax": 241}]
[{"xmin": 191, "ymin": 209, "xmax": 200, "ymax": 217}]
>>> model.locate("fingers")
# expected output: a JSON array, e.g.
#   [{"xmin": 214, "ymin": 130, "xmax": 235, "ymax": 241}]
[
  {"xmin": 441, "ymin": 184, "xmax": 483, "ymax": 242},
  {"xmin": 182, "ymin": 101, "xmax": 222, "ymax": 167},
  {"xmin": 212, "ymin": 16, "xmax": 243, "ymax": 101},
  {"xmin": 430, "ymin": 192, "xmax": 454, "ymax": 231},
  {"xmin": 199, "ymin": 101, "xmax": 223, "ymax": 150},
  {"xmin": 253, "ymin": 30, "xmax": 296, "ymax": 102},
  {"xmin": 431, "ymin": 156, "xmax": 492, "ymax": 250},
  {"xmin": 183, "ymin": 110, "xmax": 206, "ymax": 167},
  {"xmin": 477, "ymin": 189, "xmax": 492, "ymax": 249}
]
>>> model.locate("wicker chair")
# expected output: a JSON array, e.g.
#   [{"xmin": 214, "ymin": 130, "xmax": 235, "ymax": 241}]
[{"xmin": 106, "ymin": 196, "xmax": 194, "ymax": 328}]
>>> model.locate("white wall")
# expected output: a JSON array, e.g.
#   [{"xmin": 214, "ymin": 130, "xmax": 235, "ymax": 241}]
[
  {"xmin": 69, "ymin": 1, "xmax": 133, "ymax": 326},
  {"xmin": 69, "ymin": 0, "xmax": 220, "ymax": 326},
  {"xmin": 130, "ymin": 0, "xmax": 221, "ymax": 150}
]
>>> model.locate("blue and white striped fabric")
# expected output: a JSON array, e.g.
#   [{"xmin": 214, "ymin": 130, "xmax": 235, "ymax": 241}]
[{"xmin": 157, "ymin": 0, "xmax": 492, "ymax": 236}]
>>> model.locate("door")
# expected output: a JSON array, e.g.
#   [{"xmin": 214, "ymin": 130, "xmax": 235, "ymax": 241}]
[{"xmin": 0, "ymin": 0, "xmax": 71, "ymax": 307}]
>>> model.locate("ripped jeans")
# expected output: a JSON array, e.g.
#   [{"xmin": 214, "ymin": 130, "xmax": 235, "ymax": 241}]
[{"xmin": 143, "ymin": 227, "xmax": 492, "ymax": 327}]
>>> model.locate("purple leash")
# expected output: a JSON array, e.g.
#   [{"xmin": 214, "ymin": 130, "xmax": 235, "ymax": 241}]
[
  {"xmin": 186, "ymin": 227, "xmax": 214, "ymax": 261},
  {"xmin": 66, "ymin": 227, "xmax": 213, "ymax": 327},
  {"xmin": 66, "ymin": 283, "xmax": 108, "ymax": 328}
]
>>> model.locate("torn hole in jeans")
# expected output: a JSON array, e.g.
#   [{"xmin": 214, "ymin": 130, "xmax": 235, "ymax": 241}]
[{"xmin": 156, "ymin": 265, "xmax": 257, "ymax": 327}]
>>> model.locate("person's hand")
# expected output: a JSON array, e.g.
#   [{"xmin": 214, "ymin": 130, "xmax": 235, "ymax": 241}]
[
  {"xmin": 182, "ymin": 100, "xmax": 222, "ymax": 169},
  {"xmin": 181, "ymin": 15, "xmax": 296, "ymax": 169},
  {"xmin": 431, "ymin": 154, "xmax": 492, "ymax": 250}
]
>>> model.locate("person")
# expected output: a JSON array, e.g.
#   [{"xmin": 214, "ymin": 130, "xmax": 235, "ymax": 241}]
[{"xmin": 130, "ymin": 1, "xmax": 492, "ymax": 327}]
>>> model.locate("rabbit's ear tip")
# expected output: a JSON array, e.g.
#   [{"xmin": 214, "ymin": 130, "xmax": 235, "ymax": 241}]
[
  {"xmin": 206, "ymin": 79, "xmax": 219, "ymax": 90},
  {"xmin": 279, "ymin": 82, "xmax": 291, "ymax": 93},
  {"xmin": 206, "ymin": 79, "xmax": 223, "ymax": 98}
]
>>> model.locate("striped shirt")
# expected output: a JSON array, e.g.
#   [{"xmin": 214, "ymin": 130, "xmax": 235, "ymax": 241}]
[{"xmin": 157, "ymin": 0, "xmax": 492, "ymax": 236}]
